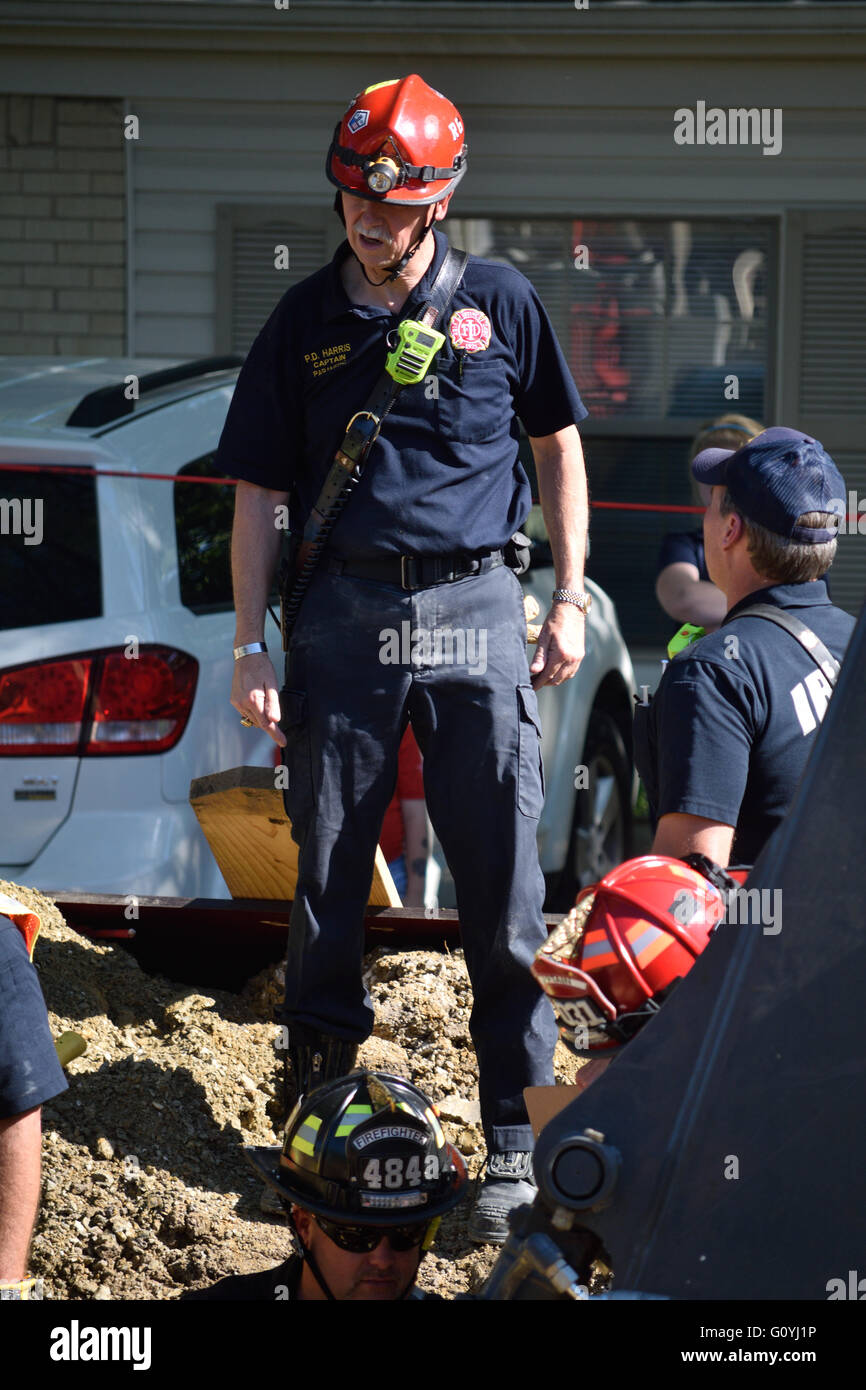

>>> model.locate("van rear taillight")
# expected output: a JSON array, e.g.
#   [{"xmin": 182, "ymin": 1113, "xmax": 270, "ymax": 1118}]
[
  {"xmin": 0, "ymin": 657, "xmax": 92, "ymax": 754},
  {"xmin": 0, "ymin": 647, "xmax": 198, "ymax": 755}
]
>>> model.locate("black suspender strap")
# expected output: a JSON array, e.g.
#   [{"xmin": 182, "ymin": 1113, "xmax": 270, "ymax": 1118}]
[
  {"xmin": 418, "ymin": 245, "xmax": 470, "ymax": 325},
  {"xmin": 280, "ymin": 246, "xmax": 468, "ymax": 645},
  {"xmin": 329, "ymin": 244, "xmax": 468, "ymax": 480},
  {"xmin": 730, "ymin": 603, "xmax": 840, "ymax": 686}
]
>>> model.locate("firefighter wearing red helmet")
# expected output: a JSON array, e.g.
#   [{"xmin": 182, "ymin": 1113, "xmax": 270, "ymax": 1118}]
[
  {"xmin": 325, "ymin": 75, "xmax": 467, "ymax": 282},
  {"xmin": 223, "ymin": 73, "xmax": 591, "ymax": 1246}
]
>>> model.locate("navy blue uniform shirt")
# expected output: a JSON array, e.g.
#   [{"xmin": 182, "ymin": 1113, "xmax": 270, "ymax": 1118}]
[
  {"xmin": 216, "ymin": 227, "xmax": 587, "ymax": 558},
  {"xmin": 0, "ymin": 914, "xmax": 68, "ymax": 1118},
  {"xmin": 634, "ymin": 580, "xmax": 855, "ymax": 864},
  {"xmin": 657, "ymin": 529, "xmax": 709, "ymax": 582}
]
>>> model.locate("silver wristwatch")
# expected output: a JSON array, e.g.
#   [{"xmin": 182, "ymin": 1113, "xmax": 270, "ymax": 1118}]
[
  {"xmin": 552, "ymin": 588, "xmax": 592, "ymax": 616},
  {"xmin": 233, "ymin": 641, "xmax": 268, "ymax": 661}
]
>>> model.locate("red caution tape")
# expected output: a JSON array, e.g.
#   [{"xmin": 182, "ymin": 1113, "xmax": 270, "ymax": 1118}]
[{"xmin": 0, "ymin": 462, "xmax": 858, "ymax": 522}]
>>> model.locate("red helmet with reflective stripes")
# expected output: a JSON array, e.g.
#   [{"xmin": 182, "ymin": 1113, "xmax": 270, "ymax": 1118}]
[
  {"xmin": 532, "ymin": 856, "xmax": 739, "ymax": 1053},
  {"xmin": 327, "ymin": 74, "xmax": 467, "ymax": 206}
]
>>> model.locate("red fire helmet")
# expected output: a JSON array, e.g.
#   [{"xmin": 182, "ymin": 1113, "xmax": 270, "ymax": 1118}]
[
  {"xmin": 532, "ymin": 856, "xmax": 740, "ymax": 1053},
  {"xmin": 326, "ymin": 74, "xmax": 467, "ymax": 206}
]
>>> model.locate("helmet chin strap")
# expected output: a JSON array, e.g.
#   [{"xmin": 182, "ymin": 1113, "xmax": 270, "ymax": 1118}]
[
  {"xmin": 289, "ymin": 1208, "xmax": 338, "ymax": 1302},
  {"xmin": 356, "ymin": 210, "xmax": 435, "ymax": 287}
]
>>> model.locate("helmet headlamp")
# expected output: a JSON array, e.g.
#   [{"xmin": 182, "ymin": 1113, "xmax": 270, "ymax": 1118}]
[{"xmin": 366, "ymin": 156, "xmax": 401, "ymax": 194}]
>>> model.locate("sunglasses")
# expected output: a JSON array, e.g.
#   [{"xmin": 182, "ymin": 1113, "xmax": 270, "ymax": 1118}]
[{"xmin": 314, "ymin": 1214, "xmax": 432, "ymax": 1254}]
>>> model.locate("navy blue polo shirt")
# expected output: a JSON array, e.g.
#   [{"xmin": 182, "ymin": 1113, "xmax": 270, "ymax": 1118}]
[
  {"xmin": 216, "ymin": 227, "xmax": 587, "ymax": 558},
  {"xmin": 634, "ymin": 581, "xmax": 855, "ymax": 864},
  {"xmin": 0, "ymin": 914, "xmax": 68, "ymax": 1118},
  {"xmin": 657, "ymin": 529, "xmax": 709, "ymax": 582}
]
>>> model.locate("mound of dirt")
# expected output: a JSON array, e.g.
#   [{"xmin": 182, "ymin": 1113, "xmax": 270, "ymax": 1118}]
[{"xmin": 3, "ymin": 879, "xmax": 582, "ymax": 1301}]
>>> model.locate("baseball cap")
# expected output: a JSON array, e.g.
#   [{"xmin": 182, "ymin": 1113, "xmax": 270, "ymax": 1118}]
[{"xmin": 691, "ymin": 426, "xmax": 845, "ymax": 544}]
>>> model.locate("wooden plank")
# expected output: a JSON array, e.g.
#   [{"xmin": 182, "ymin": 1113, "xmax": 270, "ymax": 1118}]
[{"xmin": 188, "ymin": 765, "xmax": 401, "ymax": 908}]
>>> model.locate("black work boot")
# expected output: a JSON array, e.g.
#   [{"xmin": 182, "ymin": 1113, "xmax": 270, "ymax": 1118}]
[
  {"xmin": 277, "ymin": 1024, "xmax": 359, "ymax": 1128},
  {"xmin": 468, "ymin": 1151, "xmax": 537, "ymax": 1246}
]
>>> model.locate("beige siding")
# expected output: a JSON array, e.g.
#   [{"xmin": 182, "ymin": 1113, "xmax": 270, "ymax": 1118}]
[
  {"xmin": 0, "ymin": 96, "xmax": 126, "ymax": 355},
  {"xmin": 128, "ymin": 83, "xmax": 866, "ymax": 361},
  {"xmin": 129, "ymin": 99, "xmax": 336, "ymax": 354}
]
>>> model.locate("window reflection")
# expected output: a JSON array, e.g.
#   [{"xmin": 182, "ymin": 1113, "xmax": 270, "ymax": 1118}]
[{"xmin": 450, "ymin": 216, "xmax": 770, "ymax": 421}]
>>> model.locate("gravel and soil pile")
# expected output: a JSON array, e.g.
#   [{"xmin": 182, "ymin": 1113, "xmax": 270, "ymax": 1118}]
[{"xmin": 4, "ymin": 878, "xmax": 582, "ymax": 1301}]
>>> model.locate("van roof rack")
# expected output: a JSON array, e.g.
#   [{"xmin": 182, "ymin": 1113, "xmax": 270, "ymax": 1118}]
[{"xmin": 66, "ymin": 355, "xmax": 244, "ymax": 428}]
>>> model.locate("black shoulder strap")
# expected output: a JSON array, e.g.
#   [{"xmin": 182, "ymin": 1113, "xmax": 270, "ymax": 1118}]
[
  {"xmin": 418, "ymin": 246, "xmax": 469, "ymax": 328},
  {"xmin": 280, "ymin": 246, "xmax": 469, "ymax": 645},
  {"xmin": 321, "ymin": 244, "xmax": 468, "ymax": 486},
  {"xmin": 730, "ymin": 603, "xmax": 840, "ymax": 687},
  {"xmin": 350, "ymin": 245, "xmax": 467, "ymax": 429}
]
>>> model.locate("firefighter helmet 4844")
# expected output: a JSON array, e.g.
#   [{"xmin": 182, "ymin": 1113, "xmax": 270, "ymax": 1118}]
[{"xmin": 246, "ymin": 1070, "xmax": 467, "ymax": 1224}]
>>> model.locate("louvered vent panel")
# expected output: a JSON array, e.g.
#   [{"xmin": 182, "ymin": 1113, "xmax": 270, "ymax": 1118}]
[
  {"xmin": 801, "ymin": 228, "xmax": 866, "ymax": 414},
  {"xmin": 232, "ymin": 221, "xmax": 327, "ymax": 353},
  {"xmin": 798, "ymin": 220, "xmax": 866, "ymax": 618},
  {"xmin": 826, "ymin": 450, "xmax": 866, "ymax": 620}
]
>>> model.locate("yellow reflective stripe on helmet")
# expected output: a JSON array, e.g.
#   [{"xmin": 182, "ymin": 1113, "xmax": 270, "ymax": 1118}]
[
  {"xmin": 362, "ymin": 79, "xmax": 399, "ymax": 96},
  {"xmin": 335, "ymin": 1103, "xmax": 373, "ymax": 1137},
  {"xmin": 290, "ymin": 1113, "xmax": 322, "ymax": 1158}
]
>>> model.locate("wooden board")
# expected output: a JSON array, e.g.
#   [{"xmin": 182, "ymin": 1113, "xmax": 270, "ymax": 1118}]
[{"xmin": 189, "ymin": 765, "xmax": 401, "ymax": 907}]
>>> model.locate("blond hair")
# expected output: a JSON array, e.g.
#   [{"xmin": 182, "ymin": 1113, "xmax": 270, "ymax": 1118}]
[{"xmin": 689, "ymin": 413, "xmax": 765, "ymax": 504}]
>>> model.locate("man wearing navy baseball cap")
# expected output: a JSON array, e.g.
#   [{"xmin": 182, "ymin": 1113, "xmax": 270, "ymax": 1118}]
[{"xmin": 634, "ymin": 426, "xmax": 855, "ymax": 867}]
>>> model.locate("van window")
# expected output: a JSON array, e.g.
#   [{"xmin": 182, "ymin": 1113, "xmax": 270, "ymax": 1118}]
[
  {"xmin": 0, "ymin": 468, "xmax": 101, "ymax": 631},
  {"xmin": 174, "ymin": 454, "xmax": 236, "ymax": 613}
]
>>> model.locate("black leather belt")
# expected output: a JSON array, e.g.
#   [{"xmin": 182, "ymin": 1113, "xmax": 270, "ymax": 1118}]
[{"xmin": 327, "ymin": 549, "xmax": 505, "ymax": 592}]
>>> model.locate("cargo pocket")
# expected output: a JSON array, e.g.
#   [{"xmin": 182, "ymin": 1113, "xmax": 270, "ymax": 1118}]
[
  {"xmin": 517, "ymin": 683, "xmax": 545, "ymax": 818},
  {"xmin": 278, "ymin": 688, "xmax": 315, "ymax": 828}
]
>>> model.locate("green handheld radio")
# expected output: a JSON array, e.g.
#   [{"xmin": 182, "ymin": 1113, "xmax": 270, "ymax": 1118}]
[
  {"xmin": 667, "ymin": 621, "xmax": 707, "ymax": 660},
  {"xmin": 385, "ymin": 320, "xmax": 446, "ymax": 385}
]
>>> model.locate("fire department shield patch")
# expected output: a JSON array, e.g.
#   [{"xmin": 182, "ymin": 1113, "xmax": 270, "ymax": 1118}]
[{"xmin": 449, "ymin": 308, "xmax": 491, "ymax": 354}]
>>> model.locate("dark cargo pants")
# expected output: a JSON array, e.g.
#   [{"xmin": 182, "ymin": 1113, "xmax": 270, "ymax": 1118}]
[{"xmin": 278, "ymin": 559, "xmax": 558, "ymax": 1152}]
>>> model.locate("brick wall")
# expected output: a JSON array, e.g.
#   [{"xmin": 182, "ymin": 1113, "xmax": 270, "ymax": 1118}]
[{"xmin": 0, "ymin": 95, "xmax": 126, "ymax": 354}]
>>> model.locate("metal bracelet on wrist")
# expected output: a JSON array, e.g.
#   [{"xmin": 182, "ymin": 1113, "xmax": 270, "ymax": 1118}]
[
  {"xmin": 552, "ymin": 588, "xmax": 592, "ymax": 616},
  {"xmin": 233, "ymin": 641, "xmax": 268, "ymax": 661}
]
